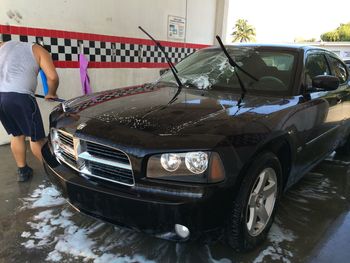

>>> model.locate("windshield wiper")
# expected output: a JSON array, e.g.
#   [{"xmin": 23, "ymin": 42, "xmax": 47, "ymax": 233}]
[
  {"xmin": 139, "ymin": 26, "xmax": 183, "ymax": 104},
  {"xmin": 215, "ymin": 36, "xmax": 258, "ymax": 105},
  {"xmin": 215, "ymin": 36, "xmax": 258, "ymax": 83},
  {"xmin": 139, "ymin": 26, "xmax": 183, "ymax": 89}
]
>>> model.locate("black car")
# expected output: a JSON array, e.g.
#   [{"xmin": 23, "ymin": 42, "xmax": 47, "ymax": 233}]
[{"xmin": 42, "ymin": 43, "xmax": 350, "ymax": 251}]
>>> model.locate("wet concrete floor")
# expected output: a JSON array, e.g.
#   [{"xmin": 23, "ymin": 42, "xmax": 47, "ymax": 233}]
[{"xmin": 0, "ymin": 143, "xmax": 350, "ymax": 263}]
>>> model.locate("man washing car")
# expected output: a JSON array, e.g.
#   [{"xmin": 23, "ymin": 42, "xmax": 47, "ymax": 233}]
[{"xmin": 0, "ymin": 40, "xmax": 59, "ymax": 182}]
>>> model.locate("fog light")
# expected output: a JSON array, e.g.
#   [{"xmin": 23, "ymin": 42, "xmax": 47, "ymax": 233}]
[{"xmin": 174, "ymin": 224, "xmax": 190, "ymax": 239}]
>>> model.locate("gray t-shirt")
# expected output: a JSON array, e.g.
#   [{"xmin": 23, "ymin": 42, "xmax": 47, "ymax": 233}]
[{"xmin": 0, "ymin": 41, "xmax": 39, "ymax": 95}]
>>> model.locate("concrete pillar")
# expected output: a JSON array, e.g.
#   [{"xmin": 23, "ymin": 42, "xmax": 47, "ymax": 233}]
[{"xmin": 214, "ymin": 0, "xmax": 230, "ymax": 43}]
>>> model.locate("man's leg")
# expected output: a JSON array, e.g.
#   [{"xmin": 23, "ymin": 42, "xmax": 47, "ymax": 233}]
[
  {"xmin": 30, "ymin": 139, "xmax": 46, "ymax": 163},
  {"xmin": 1, "ymin": 93, "xmax": 38, "ymax": 182},
  {"xmin": 10, "ymin": 135, "xmax": 27, "ymax": 167},
  {"xmin": 11, "ymin": 135, "xmax": 33, "ymax": 182}
]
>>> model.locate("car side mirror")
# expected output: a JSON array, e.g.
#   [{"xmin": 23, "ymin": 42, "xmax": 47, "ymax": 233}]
[
  {"xmin": 312, "ymin": 75, "xmax": 339, "ymax": 91},
  {"xmin": 159, "ymin": 68, "xmax": 169, "ymax": 76}
]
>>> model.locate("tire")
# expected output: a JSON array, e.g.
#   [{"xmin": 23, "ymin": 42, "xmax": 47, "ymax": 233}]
[
  {"xmin": 335, "ymin": 136, "xmax": 350, "ymax": 155},
  {"xmin": 226, "ymin": 151, "xmax": 282, "ymax": 252}
]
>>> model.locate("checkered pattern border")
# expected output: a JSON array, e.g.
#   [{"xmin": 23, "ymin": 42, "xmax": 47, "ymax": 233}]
[{"xmin": 0, "ymin": 25, "xmax": 208, "ymax": 68}]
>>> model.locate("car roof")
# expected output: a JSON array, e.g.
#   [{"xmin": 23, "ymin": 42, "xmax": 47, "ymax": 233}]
[{"xmin": 204, "ymin": 43, "xmax": 327, "ymax": 52}]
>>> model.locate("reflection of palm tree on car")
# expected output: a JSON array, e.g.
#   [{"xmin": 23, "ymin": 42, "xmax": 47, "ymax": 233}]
[{"xmin": 231, "ymin": 19, "xmax": 256, "ymax": 43}]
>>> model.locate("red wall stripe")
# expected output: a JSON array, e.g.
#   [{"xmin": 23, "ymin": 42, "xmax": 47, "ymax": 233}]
[
  {"xmin": 53, "ymin": 61, "xmax": 170, "ymax": 69},
  {"xmin": 0, "ymin": 24, "xmax": 209, "ymax": 49}
]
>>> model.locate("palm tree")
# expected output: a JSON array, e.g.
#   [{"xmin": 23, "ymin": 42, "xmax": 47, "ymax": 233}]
[{"xmin": 231, "ymin": 19, "xmax": 256, "ymax": 43}]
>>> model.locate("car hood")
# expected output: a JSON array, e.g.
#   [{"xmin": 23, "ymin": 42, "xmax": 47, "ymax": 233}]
[{"xmin": 56, "ymin": 84, "xmax": 296, "ymax": 150}]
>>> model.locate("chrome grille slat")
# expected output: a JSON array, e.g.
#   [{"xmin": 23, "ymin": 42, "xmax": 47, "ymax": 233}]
[
  {"xmin": 58, "ymin": 136, "xmax": 73, "ymax": 146},
  {"xmin": 89, "ymin": 162, "xmax": 133, "ymax": 182},
  {"xmin": 58, "ymin": 132, "xmax": 73, "ymax": 146},
  {"xmin": 87, "ymin": 147, "xmax": 129, "ymax": 161},
  {"xmin": 90, "ymin": 162, "xmax": 133, "ymax": 178},
  {"xmin": 86, "ymin": 141, "xmax": 130, "ymax": 164},
  {"xmin": 56, "ymin": 130, "xmax": 77, "ymax": 166},
  {"xmin": 78, "ymin": 152, "xmax": 131, "ymax": 170},
  {"xmin": 61, "ymin": 151, "xmax": 75, "ymax": 161},
  {"xmin": 87, "ymin": 148, "xmax": 129, "ymax": 162}
]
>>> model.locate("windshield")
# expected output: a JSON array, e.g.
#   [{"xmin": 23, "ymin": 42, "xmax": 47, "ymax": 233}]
[{"xmin": 159, "ymin": 46, "xmax": 298, "ymax": 95}]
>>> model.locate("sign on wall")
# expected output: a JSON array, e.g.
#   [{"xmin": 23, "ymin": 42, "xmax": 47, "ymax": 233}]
[{"xmin": 168, "ymin": 15, "xmax": 186, "ymax": 40}]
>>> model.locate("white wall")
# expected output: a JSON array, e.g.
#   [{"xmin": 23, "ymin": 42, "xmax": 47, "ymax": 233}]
[
  {"xmin": 311, "ymin": 43, "xmax": 350, "ymax": 60},
  {"xmin": 0, "ymin": 0, "xmax": 217, "ymax": 44},
  {"xmin": 0, "ymin": 0, "xmax": 223, "ymax": 145}
]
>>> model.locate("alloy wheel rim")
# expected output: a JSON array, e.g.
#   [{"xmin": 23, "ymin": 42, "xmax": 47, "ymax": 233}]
[{"xmin": 246, "ymin": 167, "xmax": 277, "ymax": 236}]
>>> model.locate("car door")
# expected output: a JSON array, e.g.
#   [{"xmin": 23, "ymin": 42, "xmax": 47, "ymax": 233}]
[
  {"xmin": 325, "ymin": 53, "xmax": 350, "ymax": 135},
  {"xmin": 296, "ymin": 51, "xmax": 343, "ymax": 171}
]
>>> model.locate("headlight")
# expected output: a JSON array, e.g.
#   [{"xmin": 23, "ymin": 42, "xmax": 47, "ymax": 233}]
[
  {"xmin": 185, "ymin": 152, "xmax": 208, "ymax": 174},
  {"xmin": 161, "ymin": 153, "xmax": 181, "ymax": 172},
  {"xmin": 147, "ymin": 151, "xmax": 225, "ymax": 183}
]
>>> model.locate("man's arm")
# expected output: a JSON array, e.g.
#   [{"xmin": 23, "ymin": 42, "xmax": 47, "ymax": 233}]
[{"xmin": 32, "ymin": 44, "xmax": 59, "ymax": 99}]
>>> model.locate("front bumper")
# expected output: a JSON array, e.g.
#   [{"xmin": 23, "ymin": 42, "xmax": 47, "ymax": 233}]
[{"xmin": 42, "ymin": 142, "xmax": 233, "ymax": 240}]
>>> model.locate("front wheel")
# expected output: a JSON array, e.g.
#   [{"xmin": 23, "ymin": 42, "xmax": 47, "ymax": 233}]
[
  {"xmin": 335, "ymin": 134, "xmax": 350, "ymax": 155},
  {"xmin": 226, "ymin": 152, "xmax": 282, "ymax": 251}
]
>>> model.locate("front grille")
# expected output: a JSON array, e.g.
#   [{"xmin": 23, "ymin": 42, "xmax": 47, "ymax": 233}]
[
  {"xmin": 86, "ymin": 141, "xmax": 129, "ymax": 164},
  {"xmin": 86, "ymin": 160, "xmax": 134, "ymax": 185},
  {"xmin": 52, "ymin": 129, "xmax": 134, "ymax": 186},
  {"xmin": 57, "ymin": 130, "xmax": 77, "ymax": 167},
  {"xmin": 58, "ymin": 131, "xmax": 73, "ymax": 148},
  {"xmin": 79, "ymin": 141, "xmax": 134, "ymax": 186},
  {"xmin": 61, "ymin": 151, "xmax": 76, "ymax": 164}
]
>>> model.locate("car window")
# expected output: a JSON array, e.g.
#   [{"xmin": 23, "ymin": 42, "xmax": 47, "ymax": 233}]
[
  {"xmin": 159, "ymin": 47, "xmax": 297, "ymax": 95},
  {"xmin": 328, "ymin": 56, "xmax": 348, "ymax": 84},
  {"xmin": 261, "ymin": 53, "xmax": 294, "ymax": 71},
  {"xmin": 305, "ymin": 53, "xmax": 331, "ymax": 88}
]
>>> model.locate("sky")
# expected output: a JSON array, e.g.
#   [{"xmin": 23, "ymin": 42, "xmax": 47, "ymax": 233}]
[{"xmin": 226, "ymin": 0, "xmax": 350, "ymax": 43}]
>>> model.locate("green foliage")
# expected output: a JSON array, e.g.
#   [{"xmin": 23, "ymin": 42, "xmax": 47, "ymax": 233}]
[
  {"xmin": 320, "ymin": 22, "xmax": 350, "ymax": 41},
  {"xmin": 231, "ymin": 19, "xmax": 256, "ymax": 43},
  {"xmin": 294, "ymin": 37, "xmax": 317, "ymax": 43},
  {"xmin": 321, "ymin": 31, "xmax": 340, "ymax": 41},
  {"xmin": 307, "ymin": 38, "xmax": 317, "ymax": 42},
  {"xmin": 338, "ymin": 23, "xmax": 350, "ymax": 41}
]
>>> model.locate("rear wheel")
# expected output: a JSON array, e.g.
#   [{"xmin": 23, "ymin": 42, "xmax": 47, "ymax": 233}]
[{"xmin": 226, "ymin": 152, "xmax": 282, "ymax": 251}]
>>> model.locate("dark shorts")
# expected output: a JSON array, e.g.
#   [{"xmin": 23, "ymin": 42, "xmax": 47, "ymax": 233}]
[{"xmin": 0, "ymin": 92, "xmax": 46, "ymax": 141}]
